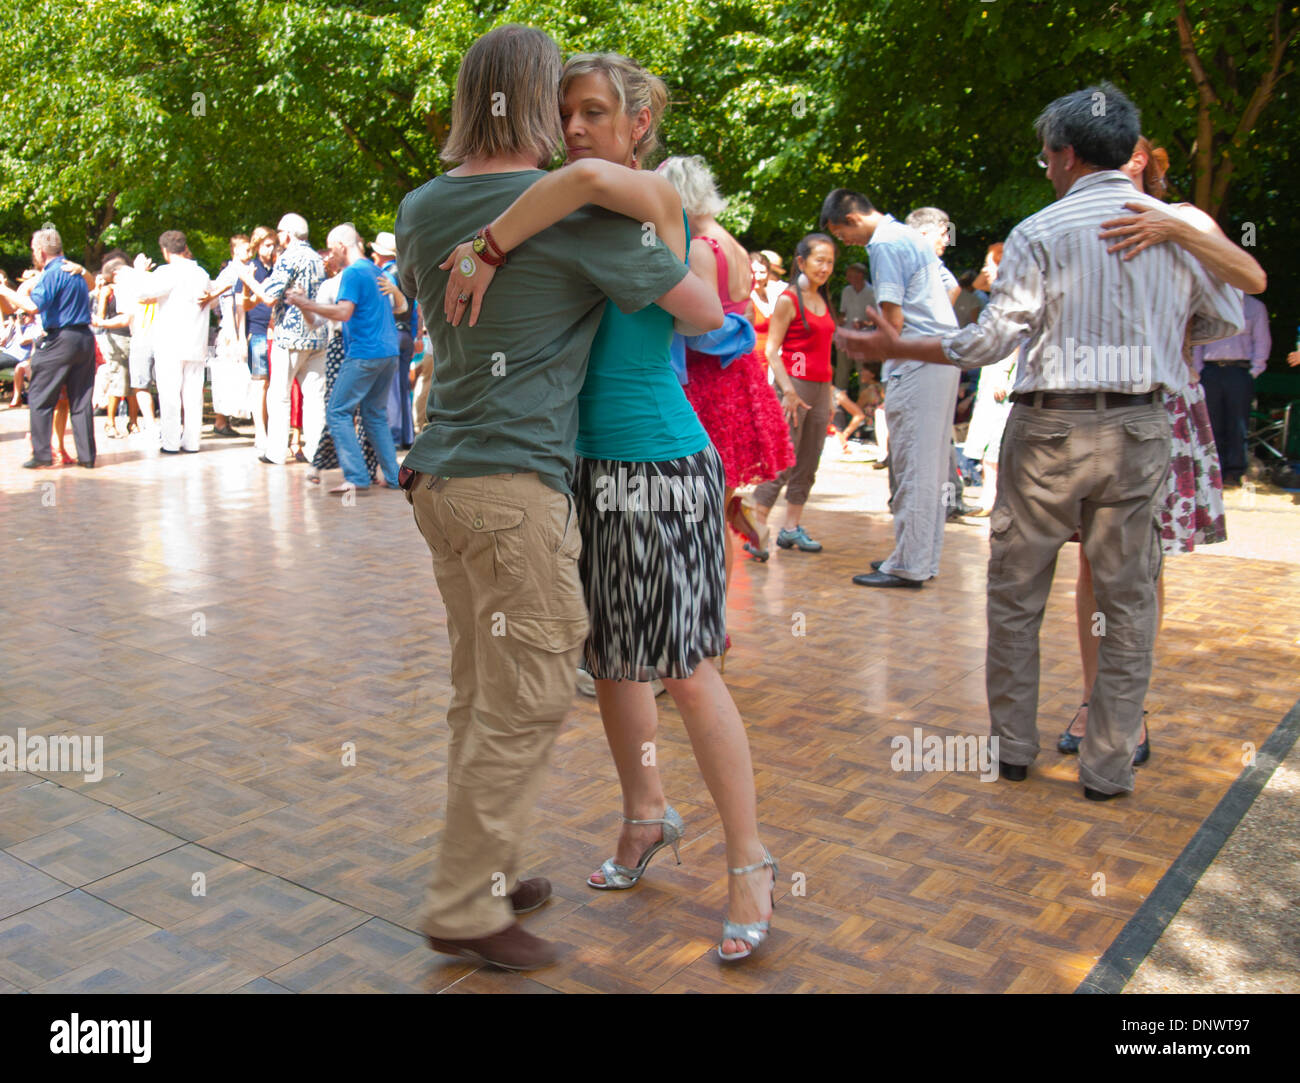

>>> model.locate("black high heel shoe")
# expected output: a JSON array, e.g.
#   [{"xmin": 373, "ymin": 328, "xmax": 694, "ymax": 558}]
[
  {"xmin": 1133, "ymin": 715, "xmax": 1150, "ymax": 767},
  {"xmin": 1057, "ymin": 703, "xmax": 1087, "ymax": 754}
]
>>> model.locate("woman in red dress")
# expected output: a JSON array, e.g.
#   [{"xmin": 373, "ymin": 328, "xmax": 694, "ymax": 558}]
[{"xmin": 658, "ymin": 156, "xmax": 795, "ymax": 582}]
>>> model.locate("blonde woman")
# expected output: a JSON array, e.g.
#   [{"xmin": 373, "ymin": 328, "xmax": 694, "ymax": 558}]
[{"xmin": 441, "ymin": 52, "xmax": 777, "ymax": 963}]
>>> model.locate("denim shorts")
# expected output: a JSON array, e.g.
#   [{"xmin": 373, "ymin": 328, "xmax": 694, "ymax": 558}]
[{"xmin": 247, "ymin": 334, "xmax": 269, "ymax": 377}]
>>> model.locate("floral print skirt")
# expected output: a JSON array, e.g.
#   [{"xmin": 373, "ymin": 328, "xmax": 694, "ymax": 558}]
[{"xmin": 1159, "ymin": 381, "xmax": 1226, "ymax": 555}]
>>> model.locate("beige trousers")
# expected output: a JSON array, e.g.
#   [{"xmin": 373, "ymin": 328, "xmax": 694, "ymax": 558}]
[
  {"xmin": 986, "ymin": 400, "xmax": 1170, "ymax": 794},
  {"xmin": 410, "ymin": 471, "xmax": 588, "ymax": 938}
]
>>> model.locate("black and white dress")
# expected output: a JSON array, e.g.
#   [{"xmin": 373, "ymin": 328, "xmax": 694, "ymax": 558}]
[{"xmin": 575, "ymin": 446, "xmax": 727, "ymax": 681}]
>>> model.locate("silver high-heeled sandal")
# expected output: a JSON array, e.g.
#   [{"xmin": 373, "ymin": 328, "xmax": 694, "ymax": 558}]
[
  {"xmin": 587, "ymin": 806, "xmax": 685, "ymax": 890},
  {"xmin": 718, "ymin": 847, "xmax": 778, "ymax": 962}
]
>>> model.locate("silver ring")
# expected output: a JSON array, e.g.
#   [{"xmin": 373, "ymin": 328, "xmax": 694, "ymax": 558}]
[{"xmin": 457, "ymin": 294, "xmax": 469, "ymax": 304}]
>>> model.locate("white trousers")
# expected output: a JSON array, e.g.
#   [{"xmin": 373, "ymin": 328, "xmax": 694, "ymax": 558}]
[
  {"xmin": 266, "ymin": 343, "xmax": 326, "ymax": 464},
  {"xmin": 155, "ymin": 356, "xmax": 206, "ymax": 452}
]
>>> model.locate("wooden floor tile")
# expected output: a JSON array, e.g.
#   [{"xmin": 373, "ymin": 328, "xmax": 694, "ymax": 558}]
[
  {"xmin": 31, "ymin": 929, "xmax": 259, "ymax": 994},
  {"xmin": 264, "ymin": 918, "xmax": 453, "ymax": 994},
  {"xmin": 0, "ymin": 890, "xmax": 158, "ymax": 989},
  {"xmin": 0, "ymin": 779, "xmax": 108, "ymax": 848},
  {"xmin": 3, "ymin": 411, "xmax": 1296, "ymax": 993},
  {"xmin": 7, "ymin": 809, "xmax": 184, "ymax": 887},
  {"xmin": 0, "ymin": 851, "xmax": 70, "ymax": 922}
]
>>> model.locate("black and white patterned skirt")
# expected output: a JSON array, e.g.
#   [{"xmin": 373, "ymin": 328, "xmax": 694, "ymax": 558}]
[{"xmin": 576, "ymin": 444, "xmax": 727, "ymax": 681}]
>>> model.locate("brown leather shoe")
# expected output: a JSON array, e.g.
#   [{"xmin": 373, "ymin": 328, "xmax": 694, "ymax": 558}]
[
  {"xmin": 427, "ymin": 922, "xmax": 559, "ymax": 971},
  {"xmin": 509, "ymin": 877, "xmax": 552, "ymax": 914}
]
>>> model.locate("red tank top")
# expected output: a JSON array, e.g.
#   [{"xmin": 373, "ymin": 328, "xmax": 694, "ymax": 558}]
[
  {"xmin": 686, "ymin": 237, "xmax": 756, "ymax": 368},
  {"xmin": 698, "ymin": 236, "xmax": 752, "ymax": 314},
  {"xmin": 780, "ymin": 288, "xmax": 834, "ymax": 383}
]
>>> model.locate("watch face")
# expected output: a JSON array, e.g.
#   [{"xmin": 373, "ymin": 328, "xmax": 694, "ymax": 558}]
[
  {"xmin": 459, "ymin": 256, "xmax": 476, "ymax": 278},
  {"xmin": 472, "ymin": 236, "xmax": 487, "ymax": 255}
]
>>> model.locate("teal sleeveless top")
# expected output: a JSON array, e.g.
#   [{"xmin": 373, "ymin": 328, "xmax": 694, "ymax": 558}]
[{"xmin": 576, "ymin": 221, "xmax": 710, "ymax": 462}]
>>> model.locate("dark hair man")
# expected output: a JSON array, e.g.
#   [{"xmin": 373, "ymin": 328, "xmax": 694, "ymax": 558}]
[
  {"xmin": 835, "ymin": 83, "xmax": 1243, "ymax": 801},
  {"xmin": 819, "ymin": 187, "xmax": 961, "ymax": 589}
]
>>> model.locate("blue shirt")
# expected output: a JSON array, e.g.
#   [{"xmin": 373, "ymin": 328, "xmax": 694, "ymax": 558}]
[
  {"xmin": 867, "ymin": 215, "xmax": 958, "ymax": 379},
  {"xmin": 379, "ymin": 259, "xmax": 418, "ymax": 333},
  {"xmin": 578, "ymin": 301, "xmax": 709, "ymax": 463},
  {"xmin": 30, "ymin": 257, "xmax": 92, "ymax": 329},
  {"xmin": 245, "ymin": 260, "xmax": 274, "ymax": 337},
  {"xmin": 337, "ymin": 259, "xmax": 400, "ymax": 360},
  {"xmin": 260, "ymin": 240, "xmax": 328, "ymax": 350}
]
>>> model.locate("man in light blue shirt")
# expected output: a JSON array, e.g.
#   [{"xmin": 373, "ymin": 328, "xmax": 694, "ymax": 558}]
[
  {"xmin": 288, "ymin": 224, "xmax": 401, "ymax": 494},
  {"xmin": 820, "ymin": 190, "xmax": 961, "ymax": 588}
]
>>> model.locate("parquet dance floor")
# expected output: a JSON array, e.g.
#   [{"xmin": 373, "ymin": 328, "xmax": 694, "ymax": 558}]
[{"xmin": 1, "ymin": 416, "xmax": 1297, "ymax": 993}]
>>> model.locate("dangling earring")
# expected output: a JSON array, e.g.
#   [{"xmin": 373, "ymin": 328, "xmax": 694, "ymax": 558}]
[{"xmin": 632, "ymin": 139, "xmax": 640, "ymax": 165}]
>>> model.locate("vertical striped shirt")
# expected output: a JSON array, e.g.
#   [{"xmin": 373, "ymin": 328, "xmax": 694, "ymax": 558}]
[{"xmin": 941, "ymin": 172, "xmax": 1243, "ymax": 393}]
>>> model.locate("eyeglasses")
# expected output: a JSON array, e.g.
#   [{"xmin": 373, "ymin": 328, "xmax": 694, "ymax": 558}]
[{"xmin": 1035, "ymin": 151, "xmax": 1049, "ymax": 169}]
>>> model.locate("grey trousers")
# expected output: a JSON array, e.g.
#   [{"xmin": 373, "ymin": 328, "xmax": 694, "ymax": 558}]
[
  {"xmin": 754, "ymin": 377, "xmax": 831, "ymax": 508},
  {"xmin": 987, "ymin": 400, "xmax": 1169, "ymax": 794},
  {"xmin": 880, "ymin": 364, "xmax": 961, "ymax": 580}
]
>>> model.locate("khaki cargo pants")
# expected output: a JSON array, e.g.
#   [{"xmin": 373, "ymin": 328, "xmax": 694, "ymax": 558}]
[
  {"xmin": 409, "ymin": 471, "xmax": 588, "ymax": 939},
  {"xmin": 986, "ymin": 400, "xmax": 1170, "ymax": 795}
]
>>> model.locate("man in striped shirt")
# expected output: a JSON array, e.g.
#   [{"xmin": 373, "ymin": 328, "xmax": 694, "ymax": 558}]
[{"xmin": 837, "ymin": 83, "xmax": 1243, "ymax": 801}]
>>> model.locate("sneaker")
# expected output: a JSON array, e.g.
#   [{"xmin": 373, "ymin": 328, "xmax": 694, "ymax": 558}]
[{"xmin": 776, "ymin": 526, "xmax": 823, "ymax": 552}]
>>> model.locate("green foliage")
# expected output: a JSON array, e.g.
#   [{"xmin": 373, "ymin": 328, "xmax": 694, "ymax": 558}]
[{"xmin": 0, "ymin": 0, "xmax": 1295, "ymax": 353}]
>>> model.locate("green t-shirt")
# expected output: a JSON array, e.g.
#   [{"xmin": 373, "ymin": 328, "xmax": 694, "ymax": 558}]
[
  {"xmin": 395, "ymin": 169, "xmax": 689, "ymax": 494},
  {"xmin": 577, "ymin": 300, "xmax": 709, "ymax": 462}
]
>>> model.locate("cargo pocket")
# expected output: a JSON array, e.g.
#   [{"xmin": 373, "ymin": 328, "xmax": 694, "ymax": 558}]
[
  {"xmin": 505, "ymin": 615, "xmax": 590, "ymax": 723},
  {"xmin": 1009, "ymin": 417, "xmax": 1073, "ymax": 483},
  {"xmin": 443, "ymin": 496, "xmax": 527, "ymax": 588},
  {"xmin": 988, "ymin": 505, "xmax": 1014, "ymax": 579},
  {"xmin": 1122, "ymin": 415, "xmax": 1171, "ymax": 490}
]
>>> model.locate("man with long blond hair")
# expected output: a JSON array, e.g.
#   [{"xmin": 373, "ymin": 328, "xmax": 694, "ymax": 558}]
[{"xmin": 395, "ymin": 23, "xmax": 716, "ymax": 971}]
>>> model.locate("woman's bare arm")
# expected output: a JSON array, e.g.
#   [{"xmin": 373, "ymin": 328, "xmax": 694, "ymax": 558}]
[
  {"xmin": 439, "ymin": 160, "xmax": 687, "ymax": 326},
  {"xmin": 1099, "ymin": 201, "xmax": 1266, "ymax": 294}
]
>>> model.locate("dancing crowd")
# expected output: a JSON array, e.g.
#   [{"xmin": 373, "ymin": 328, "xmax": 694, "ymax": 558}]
[
  {"xmin": 1, "ymin": 219, "xmax": 433, "ymax": 494},
  {"xmin": 3, "ymin": 22, "xmax": 1276, "ymax": 975}
]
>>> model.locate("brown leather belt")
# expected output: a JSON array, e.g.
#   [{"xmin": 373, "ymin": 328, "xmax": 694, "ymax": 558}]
[{"xmin": 1010, "ymin": 390, "xmax": 1161, "ymax": 410}]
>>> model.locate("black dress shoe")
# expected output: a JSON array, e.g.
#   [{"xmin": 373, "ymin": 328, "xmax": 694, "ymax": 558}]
[
  {"xmin": 22, "ymin": 458, "xmax": 55, "ymax": 469},
  {"xmin": 999, "ymin": 761, "xmax": 1028, "ymax": 782},
  {"xmin": 77, "ymin": 460, "xmax": 94, "ymax": 468},
  {"xmin": 870, "ymin": 559, "xmax": 884, "ymax": 571},
  {"xmin": 1084, "ymin": 786, "xmax": 1123, "ymax": 801},
  {"xmin": 212, "ymin": 425, "xmax": 243, "ymax": 438},
  {"xmin": 258, "ymin": 454, "xmax": 276, "ymax": 464},
  {"xmin": 853, "ymin": 570, "xmax": 922, "ymax": 588},
  {"xmin": 159, "ymin": 448, "xmax": 182, "ymax": 455}
]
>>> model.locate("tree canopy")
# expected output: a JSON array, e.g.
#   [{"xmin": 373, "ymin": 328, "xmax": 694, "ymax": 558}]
[{"xmin": 2, "ymin": 0, "xmax": 1295, "ymax": 357}]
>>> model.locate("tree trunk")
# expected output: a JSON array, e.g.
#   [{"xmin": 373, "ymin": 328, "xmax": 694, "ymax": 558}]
[{"xmin": 84, "ymin": 190, "xmax": 119, "ymax": 266}]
